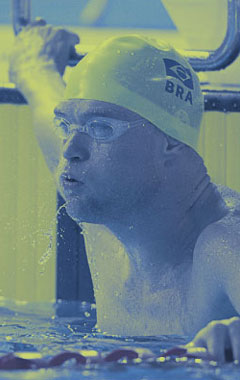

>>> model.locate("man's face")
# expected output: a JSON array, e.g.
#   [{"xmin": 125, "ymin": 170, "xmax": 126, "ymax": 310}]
[{"xmin": 54, "ymin": 99, "xmax": 165, "ymax": 224}]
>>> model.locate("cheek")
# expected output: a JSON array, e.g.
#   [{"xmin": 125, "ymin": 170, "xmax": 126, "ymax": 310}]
[
  {"xmin": 90, "ymin": 145, "xmax": 112, "ymax": 173},
  {"xmin": 87, "ymin": 140, "xmax": 161, "ymax": 194},
  {"xmin": 112, "ymin": 143, "xmax": 159, "ymax": 185},
  {"xmin": 84, "ymin": 146, "xmax": 115, "ymax": 191}
]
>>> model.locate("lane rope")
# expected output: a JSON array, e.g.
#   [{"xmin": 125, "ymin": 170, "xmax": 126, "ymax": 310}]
[{"xmin": 0, "ymin": 347, "xmax": 212, "ymax": 370}]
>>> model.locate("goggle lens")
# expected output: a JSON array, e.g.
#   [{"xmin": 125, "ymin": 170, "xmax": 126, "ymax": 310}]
[
  {"xmin": 54, "ymin": 117, "xmax": 143, "ymax": 142},
  {"xmin": 88, "ymin": 120, "xmax": 114, "ymax": 139}
]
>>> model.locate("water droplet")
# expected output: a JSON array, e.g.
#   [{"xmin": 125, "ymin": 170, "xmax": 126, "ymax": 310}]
[{"xmin": 38, "ymin": 203, "xmax": 67, "ymax": 267}]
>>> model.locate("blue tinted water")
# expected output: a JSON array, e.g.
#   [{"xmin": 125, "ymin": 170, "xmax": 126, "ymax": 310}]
[{"xmin": 0, "ymin": 298, "xmax": 239, "ymax": 380}]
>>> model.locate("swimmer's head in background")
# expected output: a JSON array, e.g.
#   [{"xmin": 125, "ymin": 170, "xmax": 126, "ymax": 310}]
[{"xmin": 64, "ymin": 35, "xmax": 204, "ymax": 151}]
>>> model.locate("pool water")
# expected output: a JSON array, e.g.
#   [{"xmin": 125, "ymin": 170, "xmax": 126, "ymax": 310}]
[{"xmin": 0, "ymin": 298, "xmax": 238, "ymax": 380}]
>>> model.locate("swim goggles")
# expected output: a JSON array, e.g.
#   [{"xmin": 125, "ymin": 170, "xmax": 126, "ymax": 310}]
[{"xmin": 53, "ymin": 116, "xmax": 145, "ymax": 142}]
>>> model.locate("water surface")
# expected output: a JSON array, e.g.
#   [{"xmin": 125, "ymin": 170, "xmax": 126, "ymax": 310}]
[{"xmin": 0, "ymin": 298, "xmax": 238, "ymax": 379}]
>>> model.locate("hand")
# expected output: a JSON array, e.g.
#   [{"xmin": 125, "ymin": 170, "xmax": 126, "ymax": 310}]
[
  {"xmin": 183, "ymin": 317, "xmax": 240, "ymax": 363},
  {"xmin": 9, "ymin": 18, "xmax": 80, "ymax": 84}
]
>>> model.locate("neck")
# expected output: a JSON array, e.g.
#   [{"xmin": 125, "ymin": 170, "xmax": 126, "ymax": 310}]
[
  {"xmin": 80, "ymin": 171, "xmax": 228, "ymax": 335},
  {"xmin": 102, "ymin": 174, "xmax": 227, "ymax": 286}
]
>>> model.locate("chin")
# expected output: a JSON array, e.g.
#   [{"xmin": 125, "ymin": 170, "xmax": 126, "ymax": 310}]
[
  {"xmin": 64, "ymin": 197, "xmax": 107, "ymax": 225},
  {"xmin": 65, "ymin": 201, "xmax": 90, "ymax": 223}
]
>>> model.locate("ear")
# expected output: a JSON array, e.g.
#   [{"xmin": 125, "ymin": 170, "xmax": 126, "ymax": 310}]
[
  {"xmin": 162, "ymin": 135, "xmax": 184, "ymax": 166},
  {"xmin": 164, "ymin": 135, "xmax": 184, "ymax": 152}
]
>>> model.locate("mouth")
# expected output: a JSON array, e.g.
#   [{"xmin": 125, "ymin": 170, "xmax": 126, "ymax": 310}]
[{"xmin": 61, "ymin": 174, "xmax": 84, "ymax": 187}]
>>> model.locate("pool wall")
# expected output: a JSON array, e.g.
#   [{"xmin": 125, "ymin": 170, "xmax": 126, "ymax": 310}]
[{"xmin": 0, "ymin": 104, "xmax": 56, "ymax": 302}]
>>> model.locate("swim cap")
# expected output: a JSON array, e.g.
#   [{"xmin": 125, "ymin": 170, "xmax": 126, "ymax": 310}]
[{"xmin": 64, "ymin": 35, "xmax": 204, "ymax": 150}]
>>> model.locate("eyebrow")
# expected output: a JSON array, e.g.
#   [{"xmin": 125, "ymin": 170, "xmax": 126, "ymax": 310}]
[{"xmin": 54, "ymin": 106, "xmax": 135, "ymax": 124}]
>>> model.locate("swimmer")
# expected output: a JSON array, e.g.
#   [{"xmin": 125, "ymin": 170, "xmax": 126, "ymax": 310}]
[{"xmin": 8, "ymin": 19, "xmax": 240, "ymax": 363}]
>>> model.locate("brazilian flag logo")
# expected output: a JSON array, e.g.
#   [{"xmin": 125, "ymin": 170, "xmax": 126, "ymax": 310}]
[{"xmin": 163, "ymin": 58, "xmax": 194, "ymax": 90}]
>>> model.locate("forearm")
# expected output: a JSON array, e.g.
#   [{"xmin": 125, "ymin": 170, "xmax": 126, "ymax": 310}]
[
  {"xmin": 16, "ymin": 61, "xmax": 65, "ymax": 106},
  {"xmin": 9, "ymin": 22, "xmax": 80, "ymax": 173},
  {"xmin": 15, "ymin": 63, "xmax": 65, "ymax": 173}
]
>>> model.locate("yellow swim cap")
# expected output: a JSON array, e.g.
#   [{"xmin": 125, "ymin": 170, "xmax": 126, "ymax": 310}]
[{"xmin": 64, "ymin": 35, "xmax": 204, "ymax": 150}]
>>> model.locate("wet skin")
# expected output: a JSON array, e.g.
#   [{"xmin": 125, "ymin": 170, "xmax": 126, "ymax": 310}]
[
  {"xmin": 53, "ymin": 99, "xmax": 240, "ymax": 338},
  {"xmin": 54, "ymin": 99, "xmax": 167, "ymax": 225}
]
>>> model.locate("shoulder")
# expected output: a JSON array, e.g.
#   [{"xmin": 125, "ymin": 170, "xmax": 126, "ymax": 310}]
[
  {"xmin": 193, "ymin": 185, "xmax": 240, "ymax": 282},
  {"xmin": 189, "ymin": 185, "xmax": 240, "ymax": 316},
  {"xmin": 196, "ymin": 184, "xmax": 240, "ymax": 250},
  {"xmin": 193, "ymin": 185, "xmax": 240, "ymax": 313}
]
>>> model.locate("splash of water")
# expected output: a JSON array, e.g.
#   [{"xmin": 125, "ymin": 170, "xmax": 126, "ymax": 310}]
[{"xmin": 38, "ymin": 202, "xmax": 67, "ymax": 269}]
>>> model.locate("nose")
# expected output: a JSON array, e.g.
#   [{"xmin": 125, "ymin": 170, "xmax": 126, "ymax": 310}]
[{"xmin": 62, "ymin": 131, "xmax": 91, "ymax": 162}]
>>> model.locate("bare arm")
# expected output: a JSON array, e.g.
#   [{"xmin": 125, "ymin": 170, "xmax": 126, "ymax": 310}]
[
  {"xmin": 8, "ymin": 19, "xmax": 79, "ymax": 173},
  {"xmin": 182, "ymin": 220, "xmax": 240, "ymax": 363},
  {"xmin": 16, "ymin": 64, "xmax": 65, "ymax": 173}
]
